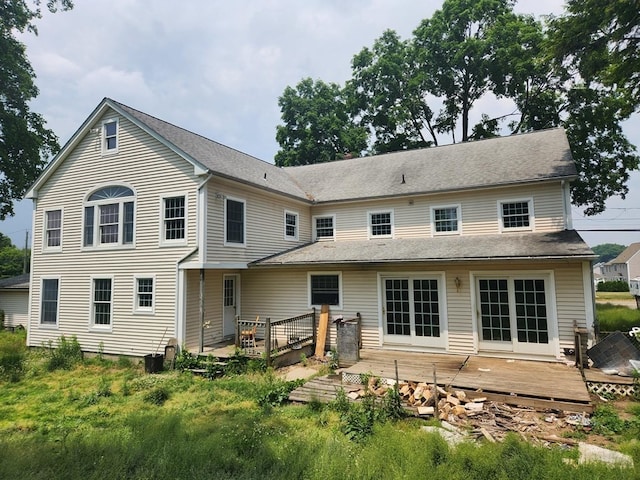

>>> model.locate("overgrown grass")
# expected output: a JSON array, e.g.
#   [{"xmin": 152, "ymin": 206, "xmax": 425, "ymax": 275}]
[
  {"xmin": 596, "ymin": 303, "xmax": 640, "ymax": 332},
  {"xmin": 596, "ymin": 292, "xmax": 635, "ymax": 301},
  {"xmin": 1, "ymin": 340, "xmax": 640, "ymax": 479}
]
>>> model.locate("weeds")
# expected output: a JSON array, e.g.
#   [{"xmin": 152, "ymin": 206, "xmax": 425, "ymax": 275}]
[
  {"xmin": 45, "ymin": 335, "xmax": 83, "ymax": 371},
  {"xmin": 0, "ymin": 330, "xmax": 27, "ymax": 382},
  {"xmin": 143, "ymin": 386, "xmax": 170, "ymax": 406},
  {"xmin": 596, "ymin": 303, "xmax": 640, "ymax": 332}
]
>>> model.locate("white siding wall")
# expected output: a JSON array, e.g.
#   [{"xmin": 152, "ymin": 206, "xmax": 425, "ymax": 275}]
[
  {"xmin": 28, "ymin": 111, "xmax": 201, "ymax": 356},
  {"xmin": 206, "ymin": 178, "xmax": 311, "ymax": 263},
  {"xmin": 310, "ymin": 182, "xmax": 565, "ymax": 241},
  {"xmin": 0, "ymin": 290, "xmax": 29, "ymax": 328},
  {"xmin": 239, "ymin": 260, "xmax": 589, "ymax": 358}
]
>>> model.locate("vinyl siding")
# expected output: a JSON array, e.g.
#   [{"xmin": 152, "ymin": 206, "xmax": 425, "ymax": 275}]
[
  {"xmin": 239, "ymin": 259, "xmax": 589, "ymax": 359},
  {"xmin": 310, "ymin": 182, "xmax": 565, "ymax": 241},
  {"xmin": 184, "ymin": 269, "xmax": 226, "ymax": 351},
  {"xmin": 0, "ymin": 290, "xmax": 29, "ymax": 328},
  {"xmin": 205, "ymin": 178, "xmax": 311, "ymax": 263},
  {"xmin": 28, "ymin": 110, "xmax": 200, "ymax": 356}
]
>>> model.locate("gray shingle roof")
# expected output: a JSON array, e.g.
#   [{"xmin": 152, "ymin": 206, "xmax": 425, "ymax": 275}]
[
  {"xmin": 610, "ymin": 242, "xmax": 640, "ymax": 264},
  {"xmin": 111, "ymin": 100, "xmax": 311, "ymax": 201},
  {"xmin": 251, "ymin": 230, "xmax": 594, "ymax": 266},
  {"xmin": 285, "ymin": 128, "xmax": 576, "ymax": 203},
  {"xmin": 0, "ymin": 274, "xmax": 30, "ymax": 290}
]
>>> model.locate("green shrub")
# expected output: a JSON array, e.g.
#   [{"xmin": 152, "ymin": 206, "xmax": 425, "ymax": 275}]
[
  {"xmin": 0, "ymin": 309, "xmax": 4, "ymax": 330},
  {"xmin": 0, "ymin": 330, "xmax": 27, "ymax": 382},
  {"xmin": 143, "ymin": 386, "xmax": 170, "ymax": 406},
  {"xmin": 596, "ymin": 303, "xmax": 640, "ymax": 332},
  {"xmin": 174, "ymin": 347, "xmax": 200, "ymax": 370},
  {"xmin": 256, "ymin": 377, "xmax": 303, "ymax": 408},
  {"xmin": 45, "ymin": 335, "xmax": 83, "ymax": 371},
  {"xmin": 598, "ymin": 280, "xmax": 630, "ymax": 292}
]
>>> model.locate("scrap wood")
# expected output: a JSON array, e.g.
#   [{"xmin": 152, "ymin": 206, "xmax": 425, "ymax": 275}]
[{"xmin": 314, "ymin": 304, "xmax": 329, "ymax": 358}]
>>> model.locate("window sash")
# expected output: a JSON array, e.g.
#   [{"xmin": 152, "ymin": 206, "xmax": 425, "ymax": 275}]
[
  {"xmin": 502, "ymin": 202, "xmax": 530, "ymax": 229},
  {"xmin": 310, "ymin": 274, "xmax": 340, "ymax": 306},
  {"xmin": 226, "ymin": 199, "xmax": 244, "ymax": 244},
  {"xmin": 104, "ymin": 121, "xmax": 117, "ymax": 150},
  {"xmin": 93, "ymin": 278, "xmax": 112, "ymax": 326},
  {"xmin": 433, "ymin": 207, "xmax": 458, "ymax": 233},
  {"xmin": 164, "ymin": 196, "xmax": 186, "ymax": 240},
  {"xmin": 45, "ymin": 210, "xmax": 62, "ymax": 247},
  {"xmin": 370, "ymin": 212, "xmax": 392, "ymax": 236},
  {"xmin": 84, "ymin": 200, "xmax": 134, "ymax": 247},
  {"xmin": 285, "ymin": 212, "xmax": 297, "ymax": 238},
  {"xmin": 40, "ymin": 279, "xmax": 59, "ymax": 325},
  {"xmin": 315, "ymin": 216, "xmax": 334, "ymax": 239},
  {"xmin": 136, "ymin": 278, "xmax": 154, "ymax": 309}
]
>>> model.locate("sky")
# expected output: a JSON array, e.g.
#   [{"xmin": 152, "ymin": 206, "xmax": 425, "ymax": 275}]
[{"xmin": 1, "ymin": 0, "xmax": 638, "ymax": 249}]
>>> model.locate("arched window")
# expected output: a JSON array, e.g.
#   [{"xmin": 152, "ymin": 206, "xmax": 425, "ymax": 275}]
[{"xmin": 84, "ymin": 185, "xmax": 135, "ymax": 247}]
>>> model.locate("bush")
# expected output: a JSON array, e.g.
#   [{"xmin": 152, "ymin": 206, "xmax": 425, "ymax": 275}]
[
  {"xmin": 598, "ymin": 280, "xmax": 630, "ymax": 292},
  {"xmin": 45, "ymin": 335, "xmax": 83, "ymax": 371},
  {"xmin": 0, "ymin": 330, "xmax": 27, "ymax": 382}
]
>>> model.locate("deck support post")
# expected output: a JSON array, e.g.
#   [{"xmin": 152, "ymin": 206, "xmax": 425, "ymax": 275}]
[
  {"xmin": 199, "ymin": 268, "xmax": 205, "ymax": 353},
  {"xmin": 265, "ymin": 317, "xmax": 272, "ymax": 366}
]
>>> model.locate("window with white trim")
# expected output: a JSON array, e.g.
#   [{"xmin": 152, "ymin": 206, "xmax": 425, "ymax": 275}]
[
  {"xmin": 225, "ymin": 197, "xmax": 245, "ymax": 245},
  {"xmin": 40, "ymin": 278, "xmax": 59, "ymax": 325},
  {"xmin": 313, "ymin": 215, "xmax": 335, "ymax": 241},
  {"xmin": 369, "ymin": 211, "xmax": 393, "ymax": 238},
  {"xmin": 45, "ymin": 209, "xmax": 62, "ymax": 248},
  {"xmin": 103, "ymin": 119, "xmax": 118, "ymax": 153},
  {"xmin": 84, "ymin": 186, "xmax": 135, "ymax": 248},
  {"xmin": 91, "ymin": 278, "xmax": 113, "ymax": 327},
  {"xmin": 500, "ymin": 200, "xmax": 532, "ymax": 231},
  {"xmin": 134, "ymin": 276, "xmax": 154, "ymax": 313},
  {"xmin": 309, "ymin": 273, "xmax": 342, "ymax": 308},
  {"xmin": 284, "ymin": 211, "xmax": 298, "ymax": 240},
  {"xmin": 432, "ymin": 205, "xmax": 460, "ymax": 235},
  {"xmin": 163, "ymin": 195, "xmax": 186, "ymax": 242}
]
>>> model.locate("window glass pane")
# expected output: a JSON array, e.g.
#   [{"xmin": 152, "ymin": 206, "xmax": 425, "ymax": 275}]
[
  {"xmin": 137, "ymin": 278, "xmax": 153, "ymax": 308},
  {"xmin": 226, "ymin": 199, "xmax": 244, "ymax": 243},
  {"xmin": 164, "ymin": 196, "xmax": 186, "ymax": 241},
  {"xmin": 315, "ymin": 217, "xmax": 334, "ymax": 238},
  {"xmin": 514, "ymin": 278, "xmax": 548, "ymax": 344},
  {"xmin": 434, "ymin": 207, "xmax": 458, "ymax": 232},
  {"xmin": 502, "ymin": 202, "xmax": 530, "ymax": 229},
  {"xmin": 84, "ymin": 206, "xmax": 94, "ymax": 246},
  {"xmin": 99, "ymin": 204, "xmax": 119, "ymax": 243},
  {"xmin": 413, "ymin": 279, "xmax": 440, "ymax": 337},
  {"xmin": 385, "ymin": 279, "xmax": 410, "ymax": 335},
  {"xmin": 370, "ymin": 212, "xmax": 391, "ymax": 236},
  {"xmin": 285, "ymin": 213, "xmax": 297, "ymax": 238},
  {"xmin": 46, "ymin": 210, "xmax": 61, "ymax": 247},
  {"xmin": 41, "ymin": 279, "xmax": 59, "ymax": 324},
  {"xmin": 478, "ymin": 279, "xmax": 511, "ymax": 341},
  {"xmin": 104, "ymin": 121, "xmax": 117, "ymax": 150},
  {"xmin": 123, "ymin": 202, "xmax": 134, "ymax": 244},
  {"xmin": 93, "ymin": 279, "xmax": 112, "ymax": 325},
  {"xmin": 89, "ymin": 186, "xmax": 133, "ymax": 201},
  {"xmin": 311, "ymin": 275, "xmax": 339, "ymax": 305}
]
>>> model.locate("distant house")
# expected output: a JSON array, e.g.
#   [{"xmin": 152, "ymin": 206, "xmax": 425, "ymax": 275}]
[
  {"xmin": 601, "ymin": 243, "xmax": 640, "ymax": 284},
  {"xmin": 24, "ymin": 98, "xmax": 596, "ymax": 361},
  {"xmin": 0, "ymin": 274, "xmax": 30, "ymax": 329}
]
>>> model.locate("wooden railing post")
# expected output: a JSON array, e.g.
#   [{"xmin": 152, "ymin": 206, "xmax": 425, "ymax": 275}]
[
  {"xmin": 235, "ymin": 315, "xmax": 240, "ymax": 348},
  {"xmin": 265, "ymin": 317, "xmax": 272, "ymax": 366},
  {"xmin": 312, "ymin": 307, "xmax": 317, "ymax": 346}
]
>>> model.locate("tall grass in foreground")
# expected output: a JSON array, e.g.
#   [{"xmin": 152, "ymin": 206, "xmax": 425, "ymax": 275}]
[{"xmin": 596, "ymin": 303, "xmax": 640, "ymax": 332}]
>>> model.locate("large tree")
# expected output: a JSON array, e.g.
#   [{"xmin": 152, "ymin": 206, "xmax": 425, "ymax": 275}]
[
  {"xmin": 275, "ymin": 78, "xmax": 367, "ymax": 167},
  {"xmin": 0, "ymin": 0, "xmax": 73, "ymax": 219}
]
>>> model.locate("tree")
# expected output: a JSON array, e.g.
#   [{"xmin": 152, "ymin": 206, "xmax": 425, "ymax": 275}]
[
  {"xmin": 275, "ymin": 78, "xmax": 367, "ymax": 167},
  {"xmin": 592, "ymin": 243, "xmax": 626, "ymax": 264},
  {"xmin": 347, "ymin": 29, "xmax": 437, "ymax": 153},
  {"xmin": 0, "ymin": 232, "xmax": 28, "ymax": 278},
  {"xmin": 0, "ymin": 0, "xmax": 73, "ymax": 219}
]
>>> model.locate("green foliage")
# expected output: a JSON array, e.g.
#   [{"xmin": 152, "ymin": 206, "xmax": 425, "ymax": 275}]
[
  {"xmin": 0, "ymin": 1, "xmax": 73, "ymax": 218},
  {"xmin": 592, "ymin": 243, "xmax": 627, "ymax": 264},
  {"xmin": 596, "ymin": 303, "xmax": 640, "ymax": 332},
  {"xmin": 256, "ymin": 375, "xmax": 304, "ymax": 408},
  {"xmin": 173, "ymin": 347, "xmax": 200, "ymax": 370},
  {"xmin": 275, "ymin": 78, "xmax": 368, "ymax": 166},
  {"xmin": 0, "ymin": 233, "xmax": 28, "ymax": 278},
  {"xmin": 45, "ymin": 335, "xmax": 83, "ymax": 371},
  {"xmin": 591, "ymin": 404, "xmax": 631, "ymax": 435},
  {"xmin": 598, "ymin": 280, "xmax": 631, "ymax": 292},
  {"xmin": 0, "ymin": 330, "xmax": 27, "ymax": 382},
  {"xmin": 143, "ymin": 386, "xmax": 170, "ymax": 406}
]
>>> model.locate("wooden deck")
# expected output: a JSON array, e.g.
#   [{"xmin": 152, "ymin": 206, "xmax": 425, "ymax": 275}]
[{"xmin": 291, "ymin": 349, "xmax": 593, "ymax": 412}]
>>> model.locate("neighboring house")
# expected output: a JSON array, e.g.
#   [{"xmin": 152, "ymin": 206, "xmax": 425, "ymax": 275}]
[
  {"xmin": 0, "ymin": 274, "xmax": 30, "ymax": 329},
  {"xmin": 25, "ymin": 98, "xmax": 596, "ymax": 361},
  {"xmin": 601, "ymin": 243, "xmax": 640, "ymax": 284}
]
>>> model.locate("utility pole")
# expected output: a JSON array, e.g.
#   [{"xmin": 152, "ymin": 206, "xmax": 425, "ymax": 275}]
[{"xmin": 23, "ymin": 230, "xmax": 29, "ymax": 274}]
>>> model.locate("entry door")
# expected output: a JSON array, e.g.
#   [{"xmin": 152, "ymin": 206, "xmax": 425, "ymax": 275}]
[
  {"xmin": 476, "ymin": 277, "xmax": 555, "ymax": 356},
  {"xmin": 382, "ymin": 276, "xmax": 446, "ymax": 348},
  {"xmin": 223, "ymin": 275, "xmax": 239, "ymax": 338}
]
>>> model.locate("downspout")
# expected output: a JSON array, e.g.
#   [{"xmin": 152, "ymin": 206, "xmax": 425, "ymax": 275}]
[
  {"xmin": 197, "ymin": 173, "xmax": 212, "ymax": 354},
  {"xmin": 561, "ymin": 180, "xmax": 572, "ymax": 230}
]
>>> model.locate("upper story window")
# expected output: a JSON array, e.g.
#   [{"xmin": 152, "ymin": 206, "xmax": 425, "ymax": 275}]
[
  {"xmin": 225, "ymin": 197, "xmax": 245, "ymax": 246},
  {"xmin": 102, "ymin": 119, "xmax": 118, "ymax": 154},
  {"xmin": 84, "ymin": 185, "xmax": 135, "ymax": 248},
  {"xmin": 314, "ymin": 215, "xmax": 335, "ymax": 241},
  {"xmin": 369, "ymin": 210, "xmax": 393, "ymax": 238},
  {"xmin": 432, "ymin": 205, "xmax": 461, "ymax": 235},
  {"xmin": 44, "ymin": 209, "xmax": 62, "ymax": 249},
  {"xmin": 500, "ymin": 199, "xmax": 533, "ymax": 231},
  {"xmin": 162, "ymin": 195, "xmax": 186, "ymax": 243},
  {"xmin": 284, "ymin": 211, "xmax": 298, "ymax": 241}
]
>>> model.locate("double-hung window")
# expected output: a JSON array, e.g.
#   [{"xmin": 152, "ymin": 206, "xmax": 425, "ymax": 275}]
[
  {"xmin": 134, "ymin": 276, "xmax": 154, "ymax": 314},
  {"xmin": 313, "ymin": 215, "xmax": 335, "ymax": 241},
  {"xmin": 432, "ymin": 205, "xmax": 460, "ymax": 235},
  {"xmin": 84, "ymin": 186, "xmax": 135, "ymax": 248},
  {"xmin": 103, "ymin": 119, "xmax": 118, "ymax": 153},
  {"xmin": 162, "ymin": 195, "xmax": 186, "ymax": 243},
  {"xmin": 45, "ymin": 209, "xmax": 62, "ymax": 249},
  {"xmin": 225, "ymin": 197, "xmax": 245, "ymax": 246},
  {"xmin": 309, "ymin": 273, "xmax": 342, "ymax": 308},
  {"xmin": 40, "ymin": 278, "xmax": 59, "ymax": 326},
  {"xmin": 369, "ymin": 210, "xmax": 393, "ymax": 238},
  {"xmin": 91, "ymin": 277, "xmax": 113, "ymax": 328},
  {"xmin": 284, "ymin": 211, "xmax": 298, "ymax": 241},
  {"xmin": 500, "ymin": 199, "xmax": 533, "ymax": 231}
]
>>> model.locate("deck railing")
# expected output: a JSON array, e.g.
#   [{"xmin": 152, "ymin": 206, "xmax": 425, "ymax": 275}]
[{"xmin": 235, "ymin": 309, "xmax": 317, "ymax": 365}]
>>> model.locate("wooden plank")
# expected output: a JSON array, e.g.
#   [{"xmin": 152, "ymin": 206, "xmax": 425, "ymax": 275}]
[{"xmin": 314, "ymin": 304, "xmax": 330, "ymax": 358}]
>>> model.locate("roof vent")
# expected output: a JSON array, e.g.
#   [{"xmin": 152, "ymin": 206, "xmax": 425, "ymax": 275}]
[{"xmin": 401, "ymin": 174, "xmax": 406, "ymax": 184}]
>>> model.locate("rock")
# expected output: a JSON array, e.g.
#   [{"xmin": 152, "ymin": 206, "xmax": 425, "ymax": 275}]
[
  {"xmin": 421, "ymin": 426, "xmax": 468, "ymax": 447},
  {"xmin": 578, "ymin": 443, "xmax": 634, "ymax": 468}
]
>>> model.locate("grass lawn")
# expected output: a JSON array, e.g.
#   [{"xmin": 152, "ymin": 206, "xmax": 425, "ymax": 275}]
[
  {"xmin": 596, "ymin": 292, "xmax": 635, "ymax": 301},
  {"xmin": 1, "ymin": 331, "xmax": 640, "ymax": 479},
  {"xmin": 596, "ymin": 303, "xmax": 640, "ymax": 332}
]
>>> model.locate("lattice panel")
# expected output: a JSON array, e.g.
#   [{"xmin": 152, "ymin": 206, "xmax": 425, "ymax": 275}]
[
  {"xmin": 342, "ymin": 372, "xmax": 364, "ymax": 385},
  {"xmin": 587, "ymin": 382, "xmax": 637, "ymax": 397}
]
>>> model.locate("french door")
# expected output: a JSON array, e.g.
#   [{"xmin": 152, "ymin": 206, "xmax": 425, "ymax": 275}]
[
  {"xmin": 381, "ymin": 275, "xmax": 446, "ymax": 348},
  {"xmin": 476, "ymin": 276, "xmax": 555, "ymax": 356}
]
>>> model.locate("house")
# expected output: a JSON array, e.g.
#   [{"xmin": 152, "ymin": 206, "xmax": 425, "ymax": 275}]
[
  {"xmin": 25, "ymin": 98, "xmax": 596, "ymax": 361},
  {"xmin": 0, "ymin": 273, "xmax": 30, "ymax": 329},
  {"xmin": 601, "ymin": 243, "xmax": 640, "ymax": 285}
]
